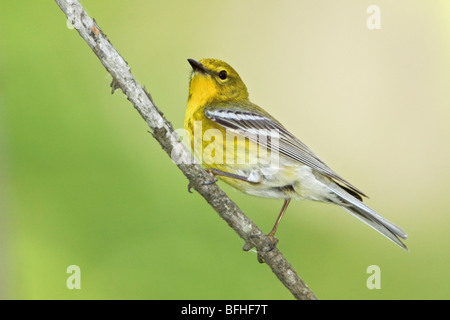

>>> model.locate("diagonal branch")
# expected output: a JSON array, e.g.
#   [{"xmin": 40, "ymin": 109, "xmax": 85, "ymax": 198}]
[{"xmin": 55, "ymin": 0, "xmax": 317, "ymax": 300}]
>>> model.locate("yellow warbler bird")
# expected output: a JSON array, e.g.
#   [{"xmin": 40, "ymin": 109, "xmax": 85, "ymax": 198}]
[{"xmin": 184, "ymin": 58, "xmax": 408, "ymax": 250}]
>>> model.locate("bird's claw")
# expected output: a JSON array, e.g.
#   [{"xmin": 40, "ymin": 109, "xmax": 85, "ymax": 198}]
[
  {"xmin": 243, "ymin": 234, "xmax": 279, "ymax": 264},
  {"xmin": 187, "ymin": 175, "xmax": 219, "ymax": 194},
  {"xmin": 202, "ymin": 176, "xmax": 218, "ymax": 186}
]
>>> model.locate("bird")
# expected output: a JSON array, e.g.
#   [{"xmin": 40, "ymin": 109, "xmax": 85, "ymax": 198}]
[{"xmin": 184, "ymin": 58, "xmax": 408, "ymax": 250}]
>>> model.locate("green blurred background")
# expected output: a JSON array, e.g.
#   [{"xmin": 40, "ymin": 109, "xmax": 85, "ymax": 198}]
[{"xmin": 1, "ymin": 0, "xmax": 449, "ymax": 299}]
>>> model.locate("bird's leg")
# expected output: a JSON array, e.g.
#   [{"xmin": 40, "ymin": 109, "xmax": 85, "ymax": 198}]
[
  {"xmin": 267, "ymin": 198, "xmax": 292, "ymax": 244},
  {"xmin": 188, "ymin": 168, "xmax": 260, "ymax": 193},
  {"xmin": 205, "ymin": 168, "xmax": 260, "ymax": 184},
  {"xmin": 243, "ymin": 199, "xmax": 292, "ymax": 264}
]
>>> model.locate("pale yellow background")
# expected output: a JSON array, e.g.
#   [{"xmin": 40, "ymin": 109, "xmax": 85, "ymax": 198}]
[{"xmin": 0, "ymin": 1, "xmax": 449, "ymax": 299}]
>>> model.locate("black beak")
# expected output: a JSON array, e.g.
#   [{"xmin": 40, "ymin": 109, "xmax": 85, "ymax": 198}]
[{"xmin": 188, "ymin": 58, "xmax": 207, "ymax": 73}]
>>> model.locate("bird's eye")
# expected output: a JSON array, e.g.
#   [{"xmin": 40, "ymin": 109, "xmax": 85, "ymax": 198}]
[{"xmin": 218, "ymin": 70, "xmax": 227, "ymax": 80}]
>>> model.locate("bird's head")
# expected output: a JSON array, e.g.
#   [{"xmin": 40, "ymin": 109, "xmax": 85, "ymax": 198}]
[{"xmin": 187, "ymin": 58, "xmax": 249, "ymax": 106}]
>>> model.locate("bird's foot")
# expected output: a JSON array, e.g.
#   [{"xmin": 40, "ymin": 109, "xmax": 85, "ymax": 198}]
[{"xmin": 243, "ymin": 233, "xmax": 279, "ymax": 264}]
